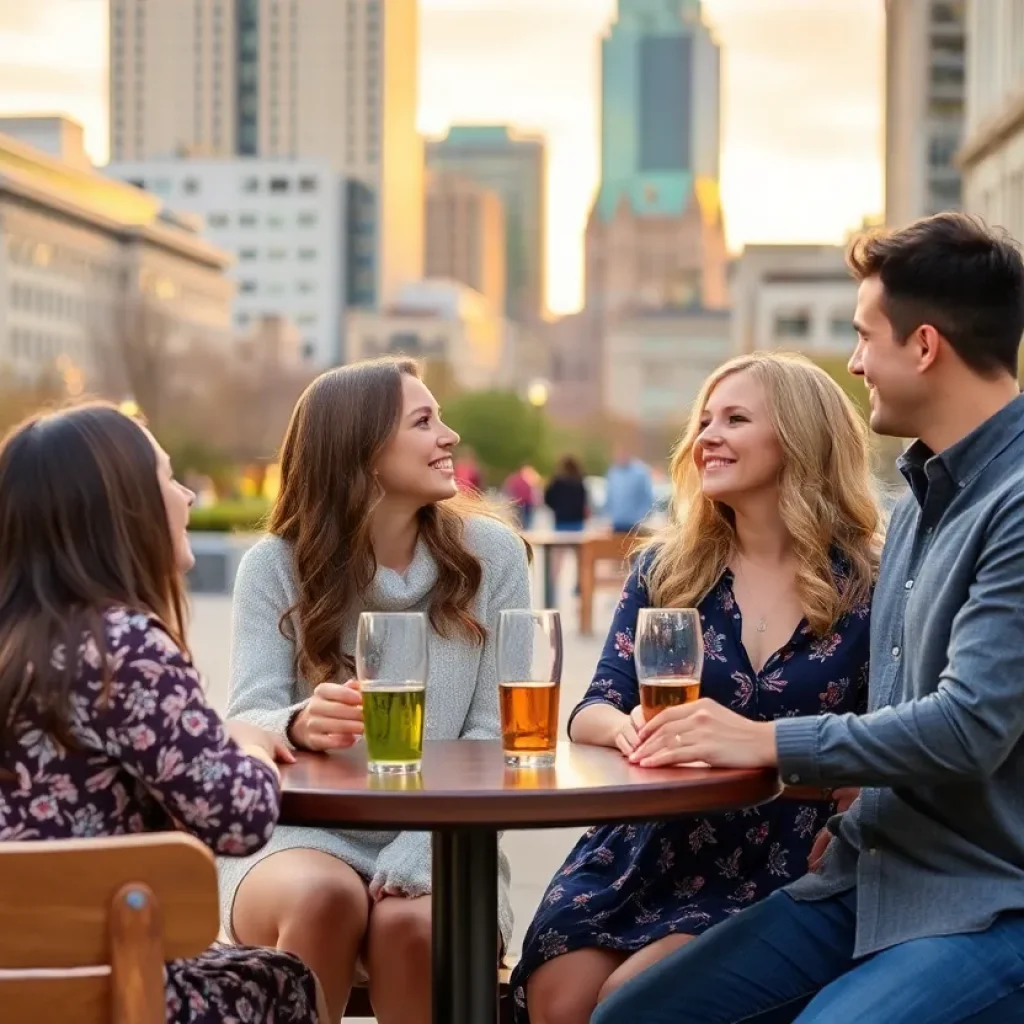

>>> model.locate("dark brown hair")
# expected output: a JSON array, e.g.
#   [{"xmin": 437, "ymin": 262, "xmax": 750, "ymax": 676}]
[
  {"xmin": 0, "ymin": 403, "xmax": 188, "ymax": 758},
  {"xmin": 270, "ymin": 357, "xmax": 510, "ymax": 687},
  {"xmin": 556, "ymin": 455, "xmax": 583, "ymax": 480},
  {"xmin": 847, "ymin": 212, "xmax": 1024, "ymax": 378}
]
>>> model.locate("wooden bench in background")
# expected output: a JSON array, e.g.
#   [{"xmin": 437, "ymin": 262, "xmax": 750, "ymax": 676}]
[
  {"xmin": 0, "ymin": 832, "xmax": 219, "ymax": 1024},
  {"xmin": 578, "ymin": 532, "xmax": 636, "ymax": 636}
]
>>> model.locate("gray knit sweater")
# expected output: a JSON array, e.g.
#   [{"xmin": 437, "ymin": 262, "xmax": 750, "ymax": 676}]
[{"xmin": 217, "ymin": 514, "xmax": 530, "ymax": 948}]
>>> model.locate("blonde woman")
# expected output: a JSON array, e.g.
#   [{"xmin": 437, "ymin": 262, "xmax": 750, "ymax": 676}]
[{"xmin": 513, "ymin": 353, "xmax": 881, "ymax": 1024}]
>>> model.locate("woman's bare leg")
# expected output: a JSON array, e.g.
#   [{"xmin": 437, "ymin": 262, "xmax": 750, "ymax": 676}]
[
  {"xmin": 527, "ymin": 947, "xmax": 628, "ymax": 1024},
  {"xmin": 232, "ymin": 849, "xmax": 370, "ymax": 1022},
  {"xmin": 364, "ymin": 894, "xmax": 432, "ymax": 1024},
  {"xmin": 596, "ymin": 933, "xmax": 695, "ymax": 1003}
]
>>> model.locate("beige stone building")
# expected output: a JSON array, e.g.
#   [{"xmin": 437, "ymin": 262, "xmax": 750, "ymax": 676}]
[
  {"xmin": 730, "ymin": 245, "xmax": 858, "ymax": 356},
  {"xmin": 345, "ymin": 280, "xmax": 506, "ymax": 392},
  {"xmin": 958, "ymin": 0, "xmax": 1024, "ymax": 242},
  {"xmin": 884, "ymin": 0, "xmax": 965, "ymax": 225},
  {"xmin": 602, "ymin": 307, "xmax": 731, "ymax": 448},
  {"xmin": 109, "ymin": 0, "xmax": 423, "ymax": 308},
  {"xmin": 425, "ymin": 171, "xmax": 506, "ymax": 318},
  {"xmin": 0, "ymin": 118, "xmax": 233, "ymax": 388}
]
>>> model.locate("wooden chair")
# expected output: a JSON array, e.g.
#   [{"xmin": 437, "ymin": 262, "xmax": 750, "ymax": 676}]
[
  {"xmin": 578, "ymin": 532, "xmax": 636, "ymax": 635},
  {"xmin": 0, "ymin": 832, "xmax": 219, "ymax": 1023}
]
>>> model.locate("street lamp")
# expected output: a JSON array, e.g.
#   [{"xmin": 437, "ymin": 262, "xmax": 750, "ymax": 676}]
[
  {"xmin": 526, "ymin": 379, "xmax": 550, "ymax": 409},
  {"xmin": 118, "ymin": 397, "xmax": 141, "ymax": 418}
]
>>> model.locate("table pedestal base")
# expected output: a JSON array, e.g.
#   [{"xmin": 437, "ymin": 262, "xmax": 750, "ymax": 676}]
[{"xmin": 432, "ymin": 826, "xmax": 500, "ymax": 1024}]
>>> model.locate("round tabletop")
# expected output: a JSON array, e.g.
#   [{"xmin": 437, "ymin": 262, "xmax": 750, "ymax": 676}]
[{"xmin": 279, "ymin": 740, "xmax": 781, "ymax": 830}]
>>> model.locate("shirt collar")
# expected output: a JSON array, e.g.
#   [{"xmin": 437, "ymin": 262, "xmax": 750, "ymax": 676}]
[{"xmin": 898, "ymin": 392, "xmax": 1024, "ymax": 505}]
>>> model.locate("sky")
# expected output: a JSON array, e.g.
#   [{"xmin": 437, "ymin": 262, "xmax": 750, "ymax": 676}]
[{"xmin": 0, "ymin": 0, "xmax": 884, "ymax": 313}]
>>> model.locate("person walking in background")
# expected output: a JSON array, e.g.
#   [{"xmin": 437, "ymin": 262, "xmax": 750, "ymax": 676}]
[
  {"xmin": 504, "ymin": 462, "xmax": 538, "ymax": 530},
  {"xmin": 604, "ymin": 445, "xmax": 655, "ymax": 534},
  {"xmin": 454, "ymin": 447, "xmax": 483, "ymax": 493},
  {"xmin": 544, "ymin": 454, "xmax": 590, "ymax": 598}
]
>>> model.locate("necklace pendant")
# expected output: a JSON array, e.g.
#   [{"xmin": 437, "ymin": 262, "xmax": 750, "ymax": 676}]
[{"xmin": 756, "ymin": 617, "xmax": 767, "ymax": 633}]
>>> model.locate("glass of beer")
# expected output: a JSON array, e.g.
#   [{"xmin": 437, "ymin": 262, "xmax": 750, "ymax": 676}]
[
  {"xmin": 356, "ymin": 612, "xmax": 428, "ymax": 775},
  {"xmin": 635, "ymin": 608, "xmax": 703, "ymax": 722},
  {"xmin": 497, "ymin": 609, "xmax": 562, "ymax": 767}
]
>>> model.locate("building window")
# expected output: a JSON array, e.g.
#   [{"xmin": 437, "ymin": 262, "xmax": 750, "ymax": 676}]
[
  {"xmin": 298, "ymin": 248, "xmax": 318, "ymax": 261},
  {"xmin": 242, "ymin": 176, "xmax": 260, "ymax": 193},
  {"xmin": 182, "ymin": 178, "xmax": 200, "ymax": 194},
  {"xmin": 773, "ymin": 311, "xmax": 811, "ymax": 339},
  {"xmin": 297, "ymin": 211, "xmax": 318, "ymax": 227},
  {"xmin": 296, "ymin": 280, "xmax": 317, "ymax": 294},
  {"xmin": 299, "ymin": 176, "xmax": 319, "ymax": 193},
  {"xmin": 239, "ymin": 212, "xmax": 259, "ymax": 227},
  {"xmin": 297, "ymin": 313, "xmax": 318, "ymax": 326},
  {"xmin": 208, "ymin": 213, "xmax": 230, "ymax": 228},
  {"xmin": 239, "ymin": 248, "xmax": 258, "ymax": 261},
  {"xmin": 269, "ymin": 176, "xmax": 290, "ymax": 193},
  {"xmin": 239, "ymin": 280, "xmax": 258, "ymax": 294},
  {"xmin": 267, "ymin": 248, "xmax": 287, "ymax": 261},
  {"xmin": 829, "ymin": 314, "xmax": 853, "ymax": 338},
  {"xmin": 268, "ymin": 214, "xmax": 286, "ymax": 229}
]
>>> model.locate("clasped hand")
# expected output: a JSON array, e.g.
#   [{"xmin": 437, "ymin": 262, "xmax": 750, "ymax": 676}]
[
  {"xmin": 620, "ymin": 697, "xmax": 777, "ymax": 769},
  {"xmin": 288, "ymin": 679, "xmax": 365, "ymax": 751}
]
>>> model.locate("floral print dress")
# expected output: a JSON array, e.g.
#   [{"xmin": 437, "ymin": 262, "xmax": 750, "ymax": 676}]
[
  {"xmin": 510, "ymin": 561, "xmax": 870, "ymax": 1020},
  {"xmin": 0, "ymin": 608, "xmax": 320, "ymax": 1024}
]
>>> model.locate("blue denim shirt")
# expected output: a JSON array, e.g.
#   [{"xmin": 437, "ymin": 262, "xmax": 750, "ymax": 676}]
[{"xmin": 776, "ymin": 393, "xmax": 1024, "ymax": 958}]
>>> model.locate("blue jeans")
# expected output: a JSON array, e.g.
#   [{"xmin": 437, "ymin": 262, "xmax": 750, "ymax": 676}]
[{"xmin": 592, "ymin": 889, "xmax": 1024, "ymax": 1024}]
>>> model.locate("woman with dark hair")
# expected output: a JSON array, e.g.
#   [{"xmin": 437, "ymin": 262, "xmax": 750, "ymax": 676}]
[
  {"xmin": 544, "ymin": 455, "xmax": 588, "ymax": 533},
  {"xmin": 0, "ymin": 403, "xmax": 324, "ymax": 1023},
  {"xmin": 222, "ymin": 357, "xmax": 531, "ymax": 1022}
]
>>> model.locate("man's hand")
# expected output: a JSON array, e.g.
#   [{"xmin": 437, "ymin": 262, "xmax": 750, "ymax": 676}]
[
  {"xmin": 628, "ymin": 697, "xmax": 777, "ymax": 769},
  {"xmin": 288, "ymin": 679, "xmax": 364, "ymax": 751},
  {"xmin": 807, "ymin": 788, "xmax": 858, "ymax": 871}
]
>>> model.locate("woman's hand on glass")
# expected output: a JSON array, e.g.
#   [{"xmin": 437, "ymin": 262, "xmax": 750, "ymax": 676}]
[{"xmin": 288, "ymin": 679, "xmax": 364, "ymax": 751}]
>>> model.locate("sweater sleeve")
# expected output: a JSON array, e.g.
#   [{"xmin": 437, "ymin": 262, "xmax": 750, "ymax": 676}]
[
  {"xmin": 461, "ymin": 522, "xmax": 533, "ymax": 741},
  {"xmin": 227, "ymin": 539, "xmax": 309, "ymax": 742}
]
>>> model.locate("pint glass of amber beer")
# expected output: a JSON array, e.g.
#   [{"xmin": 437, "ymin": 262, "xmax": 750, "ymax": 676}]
[
  {"xmin": 497, "ymin": 609, "xmax": 562, "ymax": 767},
  {"xmin": 634, "ymin": 608, "xmax": 704, "ymax": 722}
]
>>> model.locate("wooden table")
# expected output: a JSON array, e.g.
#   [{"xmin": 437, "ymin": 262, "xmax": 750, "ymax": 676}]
[
  {"xmin": 522, "ymin": 528, "xmax": 597, "ymax": 608},
  {"xmin": 280, "ymin": 740, "xmax": 780, "ymax": 1024}
]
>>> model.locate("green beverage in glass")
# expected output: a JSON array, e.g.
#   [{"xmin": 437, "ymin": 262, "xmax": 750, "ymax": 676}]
[
  {"xmin": 362, "ymin": 684, "xmax": 426, "ymax": 768},
  {"xmin": 356, "ymin": 612, "xmax": 428, "ymax": 775}
]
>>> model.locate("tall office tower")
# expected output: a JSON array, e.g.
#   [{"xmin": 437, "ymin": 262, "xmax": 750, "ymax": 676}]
[
  {"xmin": 586, "ymin": 0, "xmax": 728, "ymax": 319},
  {"xmin": 885, "ymin": 0, "xmax": 964, "ymax": 226},
  {"xmin": 109, "ymin": 0, "xmax": 422, "ymax": 309},
  {"xmin": 426, "ymin": 126, "xmax": 546, "ymax": 322}
]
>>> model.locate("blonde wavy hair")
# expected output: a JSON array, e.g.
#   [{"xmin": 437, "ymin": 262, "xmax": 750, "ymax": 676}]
[{"xmin": 643, "ymin": 352, "xmax": 882, "ymax": 635}]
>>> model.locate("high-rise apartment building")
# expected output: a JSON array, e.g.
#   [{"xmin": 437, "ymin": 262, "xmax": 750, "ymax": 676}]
[
  {"xmin": 109, "ymin": 0, "xmax": 422, "ymax": 310},
  {"xmin": 586, "ymin": 0, "xmax": 727, "ymax": 320},
  {"xmin": 425, "ymin": 172, "xmax": 506, "ymax": 316},
  {"xmin": 426, "ymin": 126, "xmax": 546, "ymax": 322},
  {"xmin": 884, "ymin": 0, "xmax": 965, "ymax": 226},
  {"xmin": 959, "ymin": 0, "xmax": 1024, "ymax": 242}
]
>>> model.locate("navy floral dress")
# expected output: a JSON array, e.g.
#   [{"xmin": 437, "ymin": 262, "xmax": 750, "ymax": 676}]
[
  {"xmin": 511, "ymin": 559, "xmax": 870, "ymax": 1019},
  {"xmin": 0, "ymin": 608, "xmax": 320, "ymax": 1023}
]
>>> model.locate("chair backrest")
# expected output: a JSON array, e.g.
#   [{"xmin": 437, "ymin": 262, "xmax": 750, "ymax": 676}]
[
  {"xmin": 0, "ymin": 832, "xmax": 219, "ymax": 1024},
  {"xmin": 580, "ymin": 532, "xmax": 635, "ymax": 568}
]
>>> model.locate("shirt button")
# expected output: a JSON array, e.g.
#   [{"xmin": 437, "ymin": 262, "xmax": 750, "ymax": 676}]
[
  {"xmin": 891, "ymin": 645, "xmax": 901, "ymax": 658},
  {"xmin": 904, "ymin": 580, "xmax": 914, "ymax": 591},
  {"xmin": 788, "ymin": 774, "xmax": 800, "ymax": 784},
  {"xmin": 868, "ymin": 847, "xmax": 878, "ymax": 855}
]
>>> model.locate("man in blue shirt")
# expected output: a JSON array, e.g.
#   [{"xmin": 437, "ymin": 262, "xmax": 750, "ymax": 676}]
[
  {"xmin": 604, "ymin": 446, "xmax": 655, "ymax": 534},
  {"xmin": 594, "ymin": 213, "xmax": 1024, "ymax": 1022}
]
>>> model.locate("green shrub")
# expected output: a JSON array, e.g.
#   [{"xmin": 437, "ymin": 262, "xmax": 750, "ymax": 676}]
[{"xmin": 188, "ymin": 499, "xmax": 270, "ymax": 533}]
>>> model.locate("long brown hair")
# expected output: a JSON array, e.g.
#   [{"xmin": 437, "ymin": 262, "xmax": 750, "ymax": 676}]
[
  {"xmin": 644, "ymin": 353, "xmax": 881, "ymax": 634},
  {"xmin": 0, "ymin": 403, "xmax": 188, "ymax": 757},
  {"xmin": 270, "ymin": 357, "xmax": 508, "ymax": 687}
]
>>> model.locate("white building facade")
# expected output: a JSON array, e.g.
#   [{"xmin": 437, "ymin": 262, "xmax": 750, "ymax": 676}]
[
  {"xmin": 731, "ymin": 245, "xmax": 859, "ymax": 356},
  {"xmin": 107, "ymin": 158, "xmax": 344, "ymax": 365},
  {"xmin": 959, "ymin": 0, "xmax": 1024, "ymax": 243}
]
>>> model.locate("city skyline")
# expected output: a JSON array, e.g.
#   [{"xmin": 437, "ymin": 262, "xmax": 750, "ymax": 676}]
[{"xmin": 0, "ymin": 0, "xmax": 884, "ymax": 313}]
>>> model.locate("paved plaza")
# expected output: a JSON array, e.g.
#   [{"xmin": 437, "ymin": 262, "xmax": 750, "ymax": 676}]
[{"xmin": 190, "ymin": 556, "xmax": 618, "ymax": 1021}]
